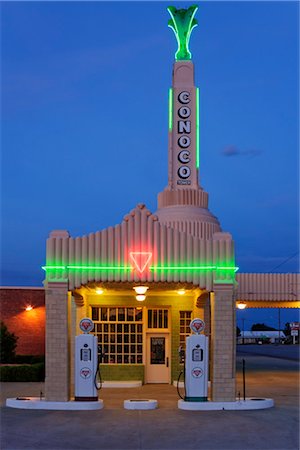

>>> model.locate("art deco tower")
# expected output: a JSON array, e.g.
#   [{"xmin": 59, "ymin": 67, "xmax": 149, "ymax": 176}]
[{"xmin": 156, "ymin": 6, "xmax": 221, "ymax": 239}]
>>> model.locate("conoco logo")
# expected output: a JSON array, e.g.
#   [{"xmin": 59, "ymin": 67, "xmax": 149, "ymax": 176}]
[
  {"xmin": 80, "ymin": 368, "xmax": 91, "ymax": 379},
  {"xmin": 81, "ymin": 321, "xmax": 91, "ymax": 330},
  {"xmin": 192, "ymin": 368, "xmax": 203, "ymax": 378},
  {"xmin": 79, "ymin": 318, "xmax": 94, "ymax": 333},
  {"xmin": 190, "ymin": 318, "xmax": 205, "ymax": 333}
]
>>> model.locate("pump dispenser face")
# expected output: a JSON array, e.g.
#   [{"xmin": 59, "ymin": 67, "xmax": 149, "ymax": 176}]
[
  {"xmin": 184, "ymin": 318, "xmax": 209, "ymax": 402},
  {"xmin": 75, "ymin": 319, "xmax": 99, "ymax": 401}
]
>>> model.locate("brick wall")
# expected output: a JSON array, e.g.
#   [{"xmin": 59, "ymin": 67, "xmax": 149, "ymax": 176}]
[{"xmin": 0, "ymin": 288, "xmax": 45, "ymax": 355}]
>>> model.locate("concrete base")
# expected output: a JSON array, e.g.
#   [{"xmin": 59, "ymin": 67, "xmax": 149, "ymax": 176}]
[
  {"xmin": 102, "ymin": 381, "xmax": 142, "ymax": 388},
  {"xmin": 6, "ymin": 397, "xmax": 104, "ymax": 410},
  {"xmin": 124, "ymin": 399, "xmax": 158, "ymax": 410},
  {"xmin": 178, "ymin": 398, "xmax": 274, "ymax": 410},
  {"xmin": 173, "ymin": 381, "xmax": 211, "ymax": 388}
]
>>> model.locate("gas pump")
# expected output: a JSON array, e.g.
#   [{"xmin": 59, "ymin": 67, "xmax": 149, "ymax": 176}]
[
  {"xmin": 75, "ymin": 318, "xmax": 101, "ymax": 401},
  {"xmin": 183, "ymin": 318, "xmax": 209, "ymax": 402}
]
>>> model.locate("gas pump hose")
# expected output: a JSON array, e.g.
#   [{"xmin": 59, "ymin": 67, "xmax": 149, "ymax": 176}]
[
  {"xmin": 177, "ymin": 370, "xmax": 186, "ymax": 400},
  {"xmin": 94, "ymin": 363, "xmax": 102, "ymax": 391}
]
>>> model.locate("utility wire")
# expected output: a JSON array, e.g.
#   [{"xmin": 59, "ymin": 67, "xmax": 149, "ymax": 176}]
[{"xmin": 268, "ymin": 251, "xmax": 299, "ymax": 273}]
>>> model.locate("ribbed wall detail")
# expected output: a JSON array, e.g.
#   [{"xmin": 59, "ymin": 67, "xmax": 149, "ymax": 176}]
[
  {"xmin": 158, "ymin": 188, "xmax": 208, "ymax": 208},
  {"xmin": 45, "ymin": 204, "xmax": 235, "ymax": 290},
  {"xmin": 236, "ymin": 273, "xmax": 300, "ymax": 301},
  {"xmin": 161, "ymin": 220, "xmax": 220, "ymax": 240}
]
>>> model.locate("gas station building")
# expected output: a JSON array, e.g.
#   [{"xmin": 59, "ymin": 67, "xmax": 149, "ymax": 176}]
[{"xmin": 2, "ymin": 6, "xmax": 299, "ymax": 405}]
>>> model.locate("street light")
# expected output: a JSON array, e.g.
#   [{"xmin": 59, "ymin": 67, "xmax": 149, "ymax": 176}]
[{"xmin": 237, "ymin": 302, "xmax": 247, "ymax": 310}]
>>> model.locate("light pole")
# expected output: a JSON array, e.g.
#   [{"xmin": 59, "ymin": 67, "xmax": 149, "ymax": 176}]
[
  {"xmin": 278, "ymin": 308, "xmax": 281, "ymax": 345},
  {"xmin": 242, "ymin": 318, "xmax": 245, "ymax": 345},
  {"xmin": 236, "ymin": 302, "xmax": 247, "ymax": 345}
]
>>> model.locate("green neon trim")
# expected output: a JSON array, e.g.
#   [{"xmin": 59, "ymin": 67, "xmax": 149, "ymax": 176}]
[
  {"xmin": 42, "ymin": 266, "xmax": 66, "ymax": 271},
  {"xmin": 150, "ymin": 266, "xmax": 239, "ymax": 272},
  {"xmin": 42, "ymin": 265, "xmax": 133, "ymax": 271},
  {"xmin": 217, "ymin": 266, "xmax": 239, "ymax": 273},
  {"xmin": 167, "ymin": 5, "xmax": 198, "ymax": 61},
  {"xmin": 169, "ymin": 88, "xmax": 173, "ymax": 131},
  {"xmin": 42, "ymin": 265, "xmax": 239, "ymax": 272},
  {"xmin": 67, "ymin": 266, "xmax": 132, "ymax": 270},
  {"xmin": 196, "ymin": 88, "xmax": 200, "ymax": 169}
]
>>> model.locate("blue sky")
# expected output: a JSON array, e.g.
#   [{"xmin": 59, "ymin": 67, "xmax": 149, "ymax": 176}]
[{"xmin": 1, "ymin": 2, "xmax": 299, "ymax": 327}]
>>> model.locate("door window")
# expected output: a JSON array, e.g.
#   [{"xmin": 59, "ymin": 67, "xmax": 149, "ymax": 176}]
[{"xmin": 150, "ymin": 337, "xmax": 165, "ymax": 365}]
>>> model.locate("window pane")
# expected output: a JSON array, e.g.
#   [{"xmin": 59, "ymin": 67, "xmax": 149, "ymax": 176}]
[
  {"xmin": 158, "ymin": 310, "xmax": 163, "ymax": 328},
  {"xmin": 109, "ymin": 308, "xmax": 116, "ymax": 321},
  {"xmin": 135, "ymin": 308, "xmax": 143, "ymax": 321},
  {"xmin": 101, "ymin": 308, "xmax": 108, "ymax": 321},
  {"xmin": 164, "ymin": 310, "xmax": 168, "ymax": 328},
  {"xmin": 92, "ymin": 307, "xmax": 99, "ymax": 321},
  {"xmin": 150, "ymin": 337, "xmax": 165, "ymax": 364},
  {"xmin": 127, "ymin": 308, "xmax": 134, "ymax": 321},
  {"xmin": 148, "ymin": 310, "xmax": 152, "ymax": 328},
  {"xmin": 118, "ymin": 308, "xmax": 125, "ymax": 321}
]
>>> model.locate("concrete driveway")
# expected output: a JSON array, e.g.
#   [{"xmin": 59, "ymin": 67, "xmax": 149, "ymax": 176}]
[{"xmin": 1, "ymin": 349, "xmax": 299, "ymax": 450}]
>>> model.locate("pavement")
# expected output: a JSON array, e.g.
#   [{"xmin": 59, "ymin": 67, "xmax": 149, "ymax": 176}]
[{"xmin": 0, "ymin": 346, "xmax": 299, "ymax": 450}]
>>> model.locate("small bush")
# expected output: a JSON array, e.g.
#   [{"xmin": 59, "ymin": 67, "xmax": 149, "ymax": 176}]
[
  {"xmin": 0, "ymin": 322, "xmax": 18, "ymax": 363},
  {"xmin": 14, "ymin": 355, "xmax": 45, "ymax": 365},
  {"xmin": 0, "ymin": 363, "xmax": 45, "ymax": 382}
]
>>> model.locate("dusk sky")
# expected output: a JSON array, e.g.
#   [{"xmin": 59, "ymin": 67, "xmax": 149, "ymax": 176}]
[{"xmin": 2, "ymin": 2, "xmax": 299, "ymax": 328}]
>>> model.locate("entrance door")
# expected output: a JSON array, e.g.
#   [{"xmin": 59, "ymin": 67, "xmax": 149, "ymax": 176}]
[{"xmin": 146, "ymin": 333, "xmax": 170, "ymax": 383}]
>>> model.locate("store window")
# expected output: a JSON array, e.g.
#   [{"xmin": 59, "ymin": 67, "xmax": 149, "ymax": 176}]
[
  {"xmin": 147, "ymin": 308, "xmax": 169, "ymax": 329},
  {"xmin": 179, "ymin": 311, "xmax": 192, "ymax": 350},
  {"xmin": 91, "ymin": 307, "xmax": 143, "ymax": 364}
]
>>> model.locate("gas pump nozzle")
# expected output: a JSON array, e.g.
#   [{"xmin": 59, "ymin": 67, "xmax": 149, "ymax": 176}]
[{"xmin": 178, "ymin": 345, "xmax": 185, "ymax": 364}]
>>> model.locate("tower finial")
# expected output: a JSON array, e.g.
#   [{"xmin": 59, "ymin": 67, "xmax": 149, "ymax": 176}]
[{"xmin": 167, "ymin": 5, "xmax": 198, "ymax": 60}]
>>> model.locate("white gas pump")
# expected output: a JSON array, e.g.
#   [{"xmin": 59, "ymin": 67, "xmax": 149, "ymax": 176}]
[
  {"xmin": 75, "ymin": 318, "xmax": 100, "ymax": 401},
  {"xmin": 184, "ymin": 318, "xmax": 208, "ymax": 402}
]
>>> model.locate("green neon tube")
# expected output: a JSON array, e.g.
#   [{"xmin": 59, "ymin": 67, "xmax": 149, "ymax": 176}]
[
  {"xmin": 42, "ymin": 264, "xmax": 239, "ymax": 272},
  {"xmin": 167, "ymin": 6, "xmax": 198, "ymax": 61},
  {"xmin": 42, "ymin": 265, "xmax": 133, "ymax": 271},
  {"xmin": 169, "ymin": 88, "xmax": 173, "ymax": 131},
  {"xmin": 150, "ymin": 266, "xmax": 239, "ymax": 272},
  {"xmin": 196, "ymin": 87, "xmax": 200, "ymax": 169}
]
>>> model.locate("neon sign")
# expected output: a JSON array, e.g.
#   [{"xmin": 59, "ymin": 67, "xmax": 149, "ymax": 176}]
[{"xmin": 129, "ymin": 252, "xmax": 153, "ymax": 273}]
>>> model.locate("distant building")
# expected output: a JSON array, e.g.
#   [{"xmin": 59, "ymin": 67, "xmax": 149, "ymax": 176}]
[{"xmin": 237, "ymin": 331, "xmax": 286, "ymax": 345}]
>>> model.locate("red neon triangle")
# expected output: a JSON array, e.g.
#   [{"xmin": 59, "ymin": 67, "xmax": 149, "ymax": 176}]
[{"xmin": 129, "ymin": 252, "xmax": 152, "ymax": 273}]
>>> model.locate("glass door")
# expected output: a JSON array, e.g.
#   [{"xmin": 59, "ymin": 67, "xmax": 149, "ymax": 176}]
[{"xmin": 146, "ymin": 333, "xmax": 170, "ymax": 383}]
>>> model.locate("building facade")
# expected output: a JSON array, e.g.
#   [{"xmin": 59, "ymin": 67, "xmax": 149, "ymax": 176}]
[{"xmin": 2, "ymin": 6, "xmax": 298, "ymax": 404}]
